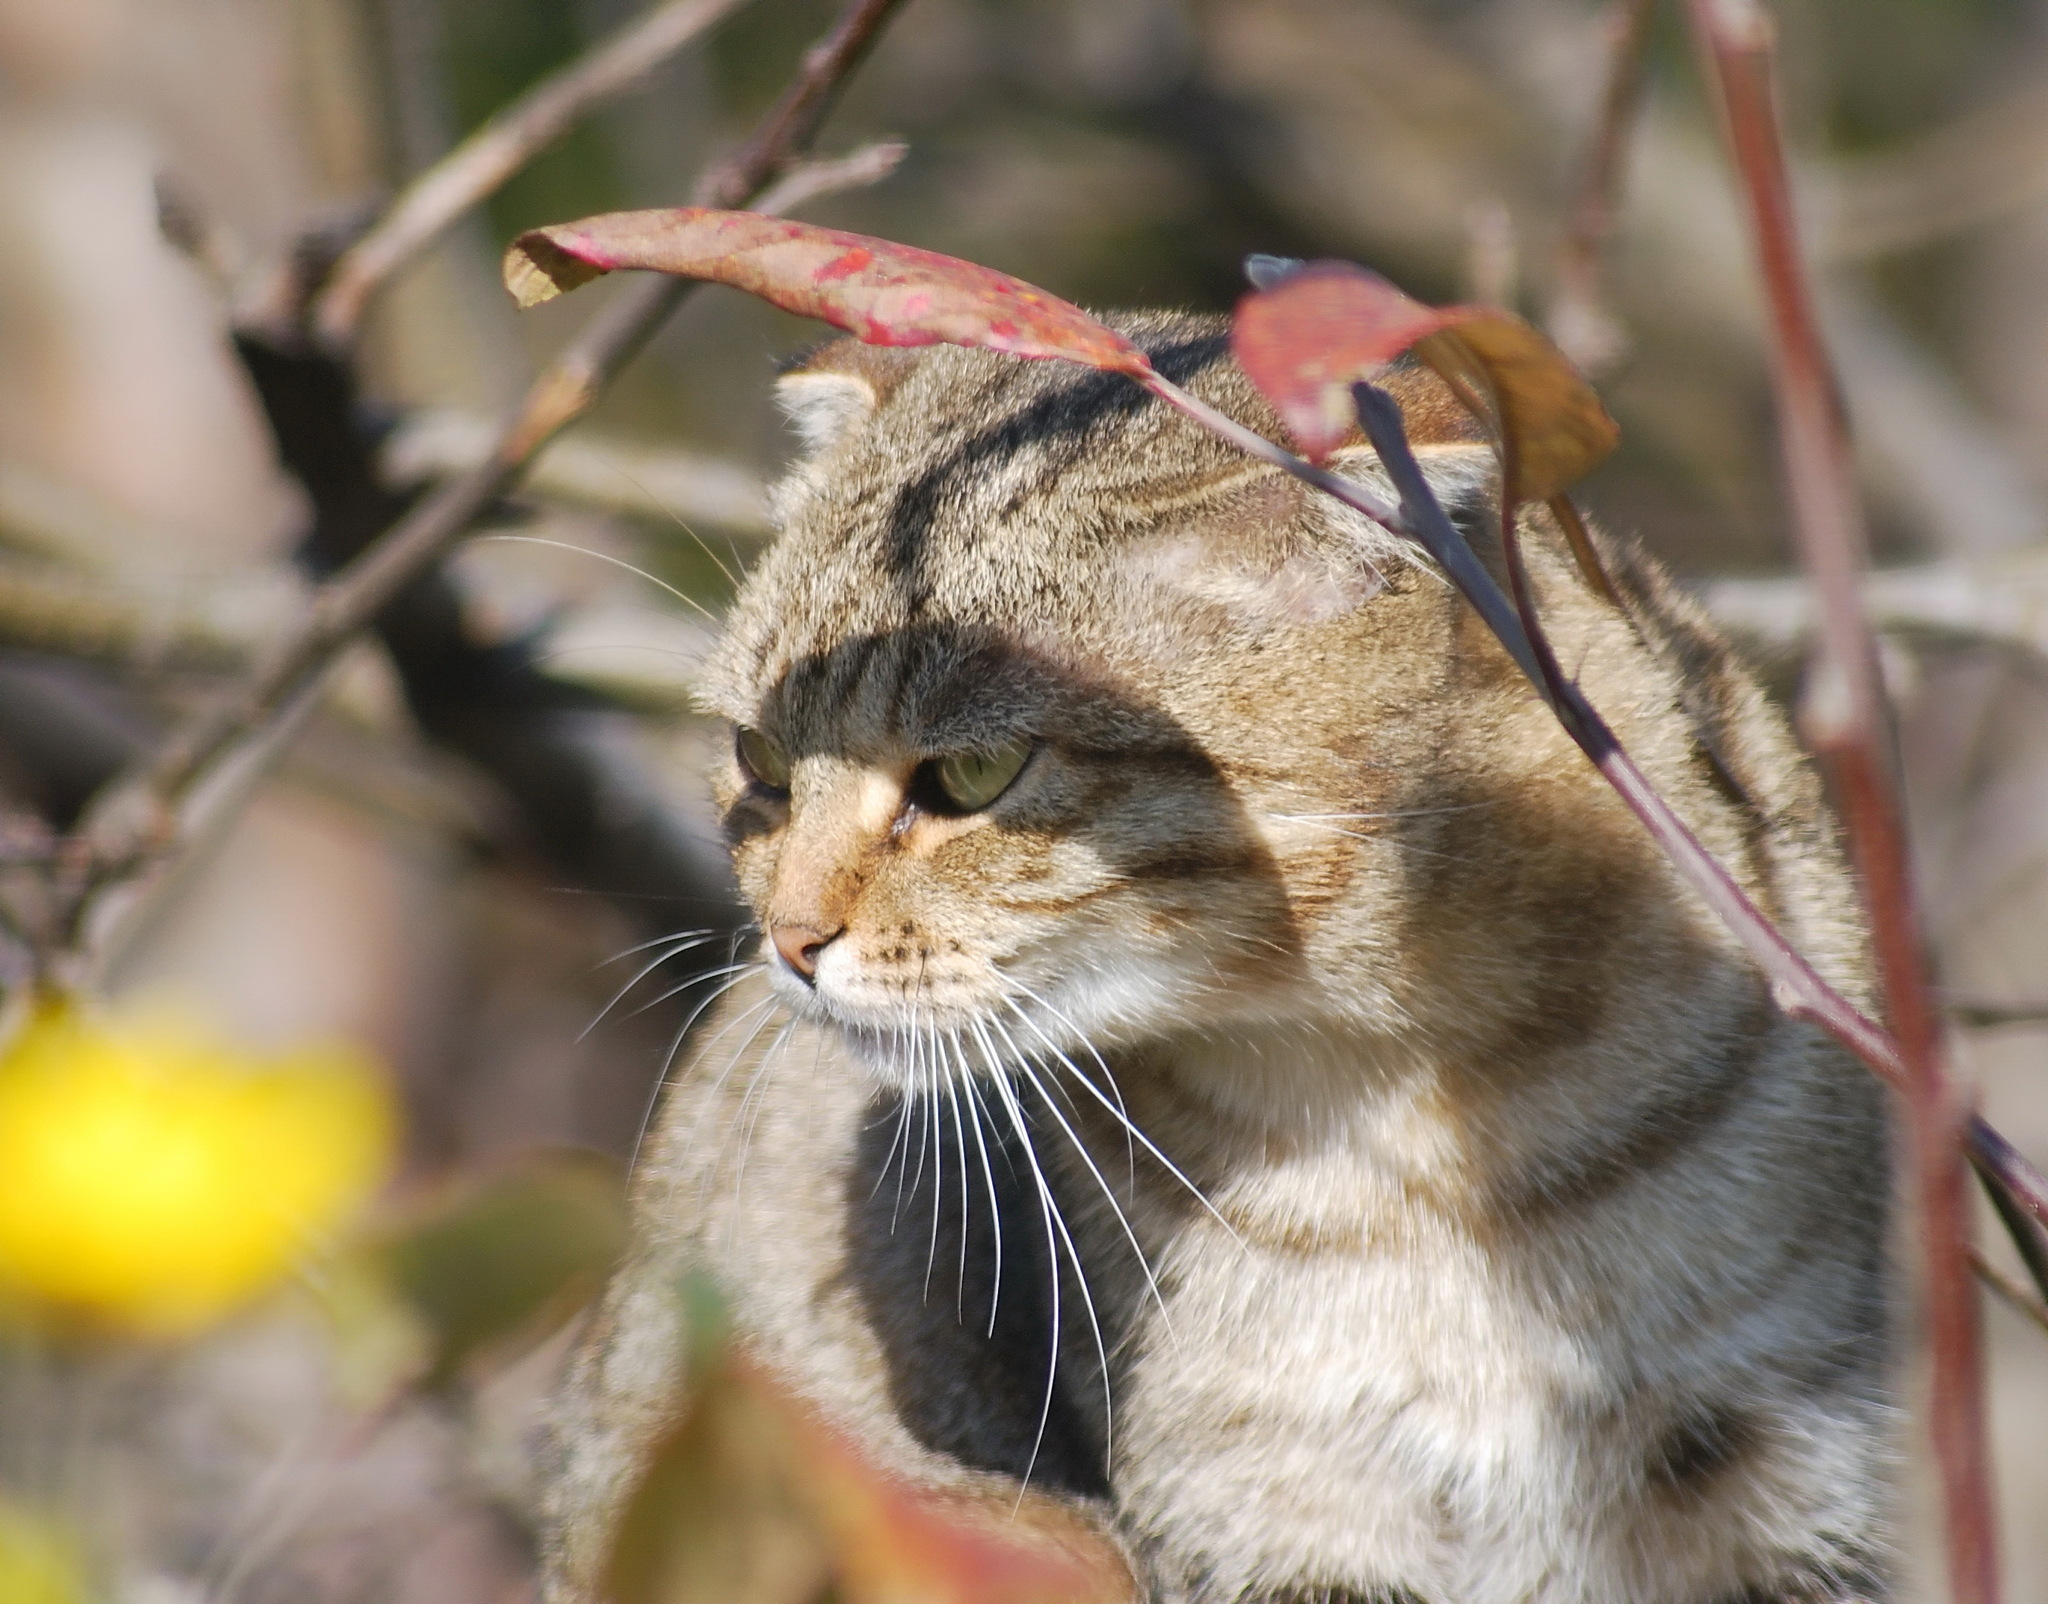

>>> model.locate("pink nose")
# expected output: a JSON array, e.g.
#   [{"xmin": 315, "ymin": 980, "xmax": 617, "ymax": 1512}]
[{"xmin": 771, "ymin": 924, "xmax": 840, "ymax": 982}]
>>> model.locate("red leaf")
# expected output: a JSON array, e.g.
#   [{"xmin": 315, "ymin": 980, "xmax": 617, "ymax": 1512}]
[
  {"xmin": 505, "ymin": 209, "xmax": 1153, "ymax": 378},
  {"xmin": 1231, "ymin": 261, "xmax": 1618, "ymax": 497}
]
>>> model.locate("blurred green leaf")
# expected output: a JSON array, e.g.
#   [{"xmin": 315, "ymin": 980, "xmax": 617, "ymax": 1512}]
[
  {"xmin": 607, "ymin": 1312, "xmax": 1135, "ymax": 1604},
  {"xmin": 605, "ymin": 1358, "xmax": 831, "ymax": 1604},
  {"xmin": 376, "ymin": 1149, "xmax": 627, "ymax": 1387},
  {"xmin": 0, "ymin": 1500, "xmax": 86, "ymax": 1604}
]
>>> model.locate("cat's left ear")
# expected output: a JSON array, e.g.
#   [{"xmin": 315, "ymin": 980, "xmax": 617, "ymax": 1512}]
[
  {"xmin": 774, "ymin": 338, "xmax": 921, "ymax": 457},
  {"xmin": 1120, "ymin": 467, "xmax": 1402, "ymax": 634},
  {"xmin": 1117, "ymin": 434, "xmax": 1501, "ymax": 636}
]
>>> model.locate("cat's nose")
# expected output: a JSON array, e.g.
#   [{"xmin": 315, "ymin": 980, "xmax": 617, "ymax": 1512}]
[{"xmin": 771, "ymin": 923, "xmax": 842, "ymax": 983}]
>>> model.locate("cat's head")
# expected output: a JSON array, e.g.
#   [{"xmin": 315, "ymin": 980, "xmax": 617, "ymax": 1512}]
[{"xmin": 700, "ymin": 312, "xmax": 1547, "ymax": 1085}]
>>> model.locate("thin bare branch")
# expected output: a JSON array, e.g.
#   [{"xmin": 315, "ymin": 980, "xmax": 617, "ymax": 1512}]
[
  {"xmin": 1822, "ymin": 77, "xmax": 2048, "ymax": 263},
  {"xmin": 312, "ymin": 0, "xmax": 752, "ymax": 347},
  {"xmin": 1948, "ymin": 1000, "xmax": 2048, "ymax": 1030},
  {"xmin": 383, "ymin": 409, "xmax": 770, "ymax": 532},
  {"xmin": 1548, "ymin": 0, "xmax": 1655, "ymax": 374},
  {"xmin": 1684, "ymin": 3, "xmax": 1998, "ymax": 1599},
  {"xmin": 0, "ymin": 564, "xmax": 264, "ymax": 674},
  {"xmin": 1701, "ymin": 550, "xmax": 2048, "ymax": 657},
  {"xmin": 0, "ymin": 814, "xmax": 56, "ymax": 868},
  {"xmin": 1973, "ymin": 1249, "xmax": 2048, "ymax": 1339},
  {"xmin": 378, "ymin": 142, "xmax": 904, "ymax": 536},
  {"xmin": 42, "ymin": 0, "xmax": 909, "ymax": 978},
  {"xmin": 745, "ymin": 137, "xmax": 907, "ymax": 216}
]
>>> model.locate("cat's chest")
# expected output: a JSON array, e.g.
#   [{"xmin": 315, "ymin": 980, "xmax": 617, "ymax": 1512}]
[{"xmin": 1088, "ymin": 1154, "xmax": 1625, "ymax": 1604}]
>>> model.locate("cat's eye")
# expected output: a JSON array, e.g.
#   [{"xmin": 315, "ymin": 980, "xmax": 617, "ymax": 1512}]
[
  {"xmin": 930, "ymin": 737, "xmax": 1031, "ymax": 813},
  {"xmin": 735, "ymin": 726, "xmax": 791, "ymax": 792}
]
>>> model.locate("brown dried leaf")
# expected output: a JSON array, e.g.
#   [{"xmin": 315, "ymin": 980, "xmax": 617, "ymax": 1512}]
[
  {"xmin": 505, "ymin": 209, "xmax": 1153, "ymax": 377},
  {"xmin": 1231, "ymin": 260, "xmax": 1618, "ymax": 497}
]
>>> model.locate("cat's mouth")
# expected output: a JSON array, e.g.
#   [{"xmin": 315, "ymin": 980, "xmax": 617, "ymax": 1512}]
[{"xmin": 761, "ymin": 921, "xmax": 1230, "ymax": 1092}]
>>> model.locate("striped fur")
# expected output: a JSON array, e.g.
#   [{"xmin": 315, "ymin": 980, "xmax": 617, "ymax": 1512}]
[{"xmin": 542, "ymin": 314, "xmax": 1895, "ymax": 1603}]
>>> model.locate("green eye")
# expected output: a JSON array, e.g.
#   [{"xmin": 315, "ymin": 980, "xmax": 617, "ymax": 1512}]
[
  {"xmin": 735, "ymin": 726, "xmax": 791, "ymax": 791},
  {"xmin": 932, "ymin": 738, "xmax": 1031, "ymax": 813}
]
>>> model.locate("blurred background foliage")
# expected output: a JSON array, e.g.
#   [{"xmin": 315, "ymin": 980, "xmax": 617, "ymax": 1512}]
[{"xmin": 5, "ymin": 0, "xmax": 2048, "ymax": 1598}]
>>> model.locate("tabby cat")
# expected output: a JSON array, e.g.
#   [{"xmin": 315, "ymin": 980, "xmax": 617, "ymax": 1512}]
[{"xmin": 542, "ymin": 313, "xmax": 1894, "ymax": 1604}]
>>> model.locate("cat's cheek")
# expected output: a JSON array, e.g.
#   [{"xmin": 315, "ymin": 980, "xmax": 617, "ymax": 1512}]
[{"xmin": 725, "ymin": 838, "xmax": 785, "ymax": 918}]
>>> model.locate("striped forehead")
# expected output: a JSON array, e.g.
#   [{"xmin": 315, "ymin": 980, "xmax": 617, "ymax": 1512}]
[
  {"xmin": 747, "ymin": 621, "xmax": 1062, "ymax": 760},
  {"xmin": 706, "ymin": 315, "xmax": 1269, "ymax": 729}
]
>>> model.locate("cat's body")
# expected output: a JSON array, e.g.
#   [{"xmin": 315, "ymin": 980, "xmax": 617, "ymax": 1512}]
[{"xmin": 543, "ymin": 315, "xmax": 1894, "ymax": 1604}]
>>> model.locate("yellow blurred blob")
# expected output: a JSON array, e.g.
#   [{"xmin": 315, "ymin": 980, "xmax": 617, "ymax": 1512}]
[
  {"xmin": 0, "ymin": 1499, "xmax": 86, "ymax": 1604},
  {"xmin": 0, "ymin": 1004, "xmax": 395, "ymax": 1338}
]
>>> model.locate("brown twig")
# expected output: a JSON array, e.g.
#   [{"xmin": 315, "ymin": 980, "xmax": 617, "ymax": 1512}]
[
  {"xmin": 1948, "ymin": 1000, "xmax": 2048, "ymax": 1030},
  {"xmin": 40, "ymin": 0, "xmax": 909, "ymax": 980},
  {"xmin": 1702, "ymin": 551, "xmax": 2048, "ymax": 655},
  {"xmin": 1548, "ymin": 0, "xmax": 1656, "ymax": 374},
  {"xmin": 0, "ymin": 566, "xmax": 256, "ymax": 675},
  {"xmin": 1973, "ymin": 1249, "xmax": 2048, "ymax": 1339},
  {"xmin": 311, "ymin": 0, "xmax": 753, "ymax": 347},
  {"xmin": 1688, "ymin": 2, "xmax": 1995, "ymax": 1598}
]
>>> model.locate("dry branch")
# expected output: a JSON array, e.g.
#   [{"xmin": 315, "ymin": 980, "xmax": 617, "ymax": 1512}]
[
  {"xmin": 0, "ymin": 565, "xmax": 262, "ymax": 674},
  {"xmin": 1683, "ymin": 2, "xmax": 1999, "ymax": 1599},
  {"xmin": 1548, "ymin": 0, "xmax": 1655, "ymax": 374},
  {"xmin": 38, "ymin": 0, "xmax": 909, "ymax": 980},
  {"xmin": 1974, "ymin": 1249, "xmax": 2048, "ymax": 1340},
  {"xmin": 1702, "ymin": 554, "xmax": 2048, "ymax": 657},
  {"xmin": 1822, "ymin": 77, "xmax": 2048, "ymax": 263},
  {"xmin": 312, "ymin": 0, "xmax": 752, "ymax": 347},
  {"xmin": 381, "ymin": 409, "xmax": 770, "ymax": 533}
]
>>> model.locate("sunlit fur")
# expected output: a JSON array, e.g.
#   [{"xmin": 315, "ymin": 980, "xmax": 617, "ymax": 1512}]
[{"xmin": 543, "ymin": 315, "xmax": 1894, "ymax": 1604}]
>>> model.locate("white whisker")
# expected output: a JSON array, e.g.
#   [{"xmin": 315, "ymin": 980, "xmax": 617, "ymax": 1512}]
[
  {"xmin": 923, "ymin": 1055, "xmax": 947, "ymax": 1299},
  {"xmin": 961, "ymin": 1069, "xmax": 1006, "ymax": 1338},
  {"xmin": 971, "ymin": 1019, "xmax": 1114, "ymax": 1470},
  {"xmin": 957, "ymin": 1029, "xmax": 1061, "ymax": 1492},
  {"xmin": 1001, "ymin": 986, "xmax": 1134, "ymax": 1182},
  {"xmin": 1001, "ymin": 992, "xmax": 1241, "ymax": 1247},
  {"xmin": 620, "ymin": 957, "xmax": 762, "ymax": 1023},
  {"xmin": 581, "ymin": 931, "xmax": 739, "ymax": 1041},
  {"xmin": 993, "ymin": 1014, "xmax": 1170, "ymax": 1334},
  {"xmin": 475, "ymin": 532, "xmax": 719, "ymax": 623},
  {"xmin": 600, "ymin": 459, "xmax": 743, "ymax": 590},
  {"xmin": 725, "ymin": 1016, "xmax": 799, "ymax": 1230},
  {"xmin": 628, "ymin": 968, "xmax": 759, "ymax": 1179},
  {"xmin": 944, "ymin": 1069, "xmax": 973, "ymax": 1318},
  {"xmin": 881, "ymin": 1076, "xmax": 917, "ymax": 1222}
]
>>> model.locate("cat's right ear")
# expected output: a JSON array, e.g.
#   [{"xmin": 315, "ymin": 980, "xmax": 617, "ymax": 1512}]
[{"xmin": 774, "ymin": 339, "xmax": 920, "ymax": 457}]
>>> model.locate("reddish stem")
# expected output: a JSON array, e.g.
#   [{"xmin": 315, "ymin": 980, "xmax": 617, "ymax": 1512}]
[{"xmin": 1686, "ymin": 2, "xmax": 1997, "ymax": 1598}]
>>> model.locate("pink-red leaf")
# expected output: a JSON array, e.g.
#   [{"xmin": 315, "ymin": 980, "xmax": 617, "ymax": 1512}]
[
  {"xmin": 1231, "ymin": 260, "xmax": 1618, "ymax": 497},
  {"xmin": 505, "ymin": 209, "xmax": 1153, "ymax": 377}
]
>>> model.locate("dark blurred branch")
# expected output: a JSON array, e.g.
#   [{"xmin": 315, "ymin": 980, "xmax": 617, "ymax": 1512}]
[
  {"xmin": 1547, "ymin": 0, "xmax": 1654, "ymax": 374},
  {"xmin": 0, "ymin": 814, "xmax": 55, "ymax": 867},
  {"xmin": 312, "ymin": 0, "xmax": 753, "ymax": 347},
  {"xmin": 34, "ymin": 0, "xmax": 910, "ymax": 981},
  {"xmin": 1684, "ymin": 3, "xmax": 1999, "ymax": 1601}
]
